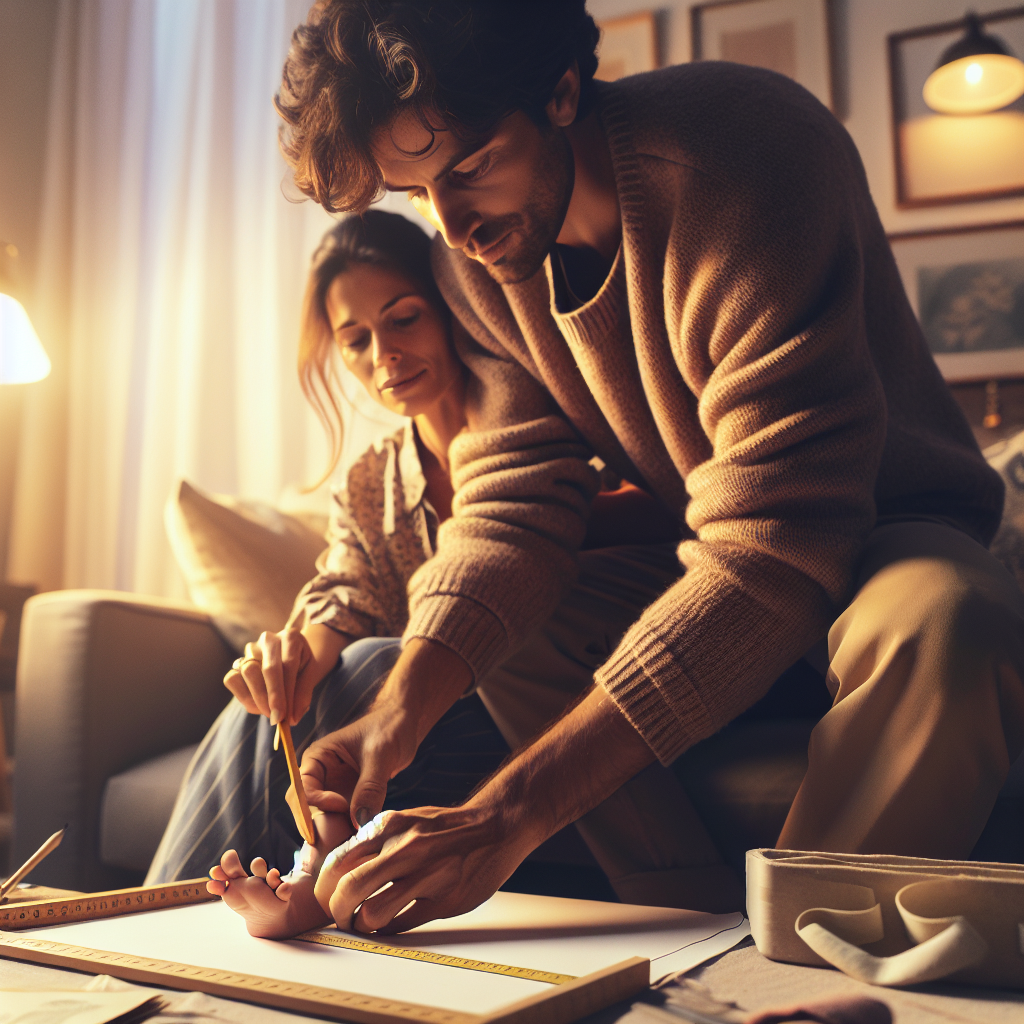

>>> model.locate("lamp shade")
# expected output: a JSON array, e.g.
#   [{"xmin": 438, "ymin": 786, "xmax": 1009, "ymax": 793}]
[
  {"xmin": 923, "ymin": 14, "xmax": 1024, "ymax": 115},
  {"xmin": 0, "ymin": 293, "xmax": 51, "ymax": 384}
]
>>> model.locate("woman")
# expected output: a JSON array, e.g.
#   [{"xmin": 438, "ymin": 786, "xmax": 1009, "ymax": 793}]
[
  {"xmin": 228, "ymin": 213, "xmax": 464, "ymax": 726},
  {"xmin": 146, "ymin": 211, "xmax": 511, "ymax": 885}
]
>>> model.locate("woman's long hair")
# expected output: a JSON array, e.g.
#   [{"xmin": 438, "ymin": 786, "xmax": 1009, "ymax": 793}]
[{"xmin": 299, "ymin": 209, "xmax": 446, "ymax": 484}]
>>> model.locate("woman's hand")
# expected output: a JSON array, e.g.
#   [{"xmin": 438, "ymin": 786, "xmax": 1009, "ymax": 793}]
[{"xmin": 223, "ymin": 623, "xmax": 348, "ymax": 726}]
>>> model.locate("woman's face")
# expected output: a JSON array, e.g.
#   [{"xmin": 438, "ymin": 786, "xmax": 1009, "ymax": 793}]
[{"xmin": 325, "ymin": 264, "xmax": 459, "ymax": 418}]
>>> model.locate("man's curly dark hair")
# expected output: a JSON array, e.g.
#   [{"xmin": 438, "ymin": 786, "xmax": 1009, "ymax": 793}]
[{"xmin": 275, "ymin": 0, "xmax": 601, "ymax": 213}]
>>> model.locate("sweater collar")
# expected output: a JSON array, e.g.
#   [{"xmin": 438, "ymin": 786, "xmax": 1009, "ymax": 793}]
[
  {"xmin": 537, "ymin": 79, "xmax": 640, "ymax": 331},
  {"xmin": 592, "ymin": 79, "xmax": 648, "ymax": 256},
  {"xmin": 544, "ymin": 241, "xmax": 627, "ymax": 342}
]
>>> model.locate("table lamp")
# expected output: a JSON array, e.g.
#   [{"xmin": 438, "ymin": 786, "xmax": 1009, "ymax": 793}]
[
  {"xmin": 923, "ymin": 12, "xmax": 1024, "ymax": 115},
  {"xmin": 0, "ymin": 243, "xmax": 49, "ymax": 385},
  {"xmin": 0, "ymin": 242, "xmax": 49, "ymax": 836}
]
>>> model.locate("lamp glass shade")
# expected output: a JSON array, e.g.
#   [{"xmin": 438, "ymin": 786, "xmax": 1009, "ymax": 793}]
[
  {"xmin": 0, "ymin": 293, "xmax": 51, "ymax": 384},
  {"xmin": 923, "ymin": 52, "xmax": 1024, "ymax": 114}
]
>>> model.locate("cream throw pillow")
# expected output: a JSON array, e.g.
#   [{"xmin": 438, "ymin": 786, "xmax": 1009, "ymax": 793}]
[{"xmin": 165, "ymin": 479, "xmax": 329, "ymax": 651}]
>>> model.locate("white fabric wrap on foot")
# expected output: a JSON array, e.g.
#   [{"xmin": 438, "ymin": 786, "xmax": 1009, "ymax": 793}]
[{"xmin": 322, "ymin": 812, "xmax": 393, "ymax": 874}]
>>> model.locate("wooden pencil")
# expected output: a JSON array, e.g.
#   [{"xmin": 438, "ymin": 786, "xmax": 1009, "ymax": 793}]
[
  {"xmin": 0, "ymin": 827, "xmax": 66, "ymax": 900},
  {"xmin": 278, "ymin": 722, "xmax": 315, "ymax": 845}
]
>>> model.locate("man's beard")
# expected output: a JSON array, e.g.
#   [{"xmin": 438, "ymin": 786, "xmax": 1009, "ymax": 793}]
[{"xmin": 474, "ymin": 132, "xmax": 574, "ymax": 286}]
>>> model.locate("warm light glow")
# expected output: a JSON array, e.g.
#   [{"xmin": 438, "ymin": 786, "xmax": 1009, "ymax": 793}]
[
  {"xmin": 900, "ymin": 111, "xmax": 1024, "ymax": 200},
  {"xmin": 924, "ymin": 53, "xmax": 1024, "ymax": 114},
  {"xmin": 0, "ymin": 293, "xmax": 51, "ymax": 384}
]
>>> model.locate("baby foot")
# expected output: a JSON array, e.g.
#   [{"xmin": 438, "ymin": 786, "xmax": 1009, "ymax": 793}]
[{"xmin": 208, "ymin": 849, "xmax": 329, "ymax": 939}]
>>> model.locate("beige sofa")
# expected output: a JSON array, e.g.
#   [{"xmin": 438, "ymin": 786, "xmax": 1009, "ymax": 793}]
[
  {"xmin": 13, "ymin": 586, "xmax": 1023, "ymax": 894},
  {"xmin": 12, "ymin": 432, "xmax": 1024, "ymax": 892},
  {"xmin": 9, "ymin": 582, "xmax": 822, "ymax": 892},
  {"xmin": 12, "ymin": 591, "xmax": 233, "ymax": 891}
]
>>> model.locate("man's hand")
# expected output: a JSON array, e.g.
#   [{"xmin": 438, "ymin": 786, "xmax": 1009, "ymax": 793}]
[
  {"xmin": 297, "ymin": 698, "xmax": 419, "ymax": 824},
  {"xmin": 312, "ymin": 684, "xmax": 656, "ymax": 934},
  {"xmin": 223, "ymin": 623, "xmax": 347, "ymax": 726},
  {"xmin": 312, "ymin": 804, "xmax": 537, "ymax": 934},
  {"xmin": 297, "ymin": 637, "xmax": 473, "ymax": 829}
]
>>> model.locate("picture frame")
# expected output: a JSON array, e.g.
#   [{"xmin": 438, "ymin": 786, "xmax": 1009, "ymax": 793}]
[
  {"xmin": 887, "ymin": 220, "xmax": 1024, "ymax": 382},
  {"xmin": 690, "ymin": 0, "xmax": 833, "ymax": 110},
  {"xmin": 595, "ymin": 12, "xmax": 659, "ymax": 82},
  {"xmin": 887, "ymin": 9, "xmax": 1024, "ymax": 208}
]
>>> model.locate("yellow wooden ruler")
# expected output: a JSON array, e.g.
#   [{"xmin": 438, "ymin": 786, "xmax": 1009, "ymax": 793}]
[
  {"xmin": 0, "ymin": 932, "xmax": 481, "ymax": 1024},
  {"xmin": 0, "ymin": 880, "xmax": 571, "ymax": 986},
  {"xmin": 0, "ymin": 879, "xmax": 214, "ymax": 930},
  {"xmin": 0, "ymin": 932, "xmax": 647, "ymax": 1024},
  {"xmin": 293, "ymin": 927, "xmax": 577, "ymax": 985}
]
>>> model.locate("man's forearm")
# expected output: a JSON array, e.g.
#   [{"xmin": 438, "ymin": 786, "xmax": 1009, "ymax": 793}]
[
  {"xmin": 467, "ymin": 684, "xmax": 656, "ymax": 848},
  {"xmin": 379, "ymin": 636, "xmax": 474, "ymax": 743}
]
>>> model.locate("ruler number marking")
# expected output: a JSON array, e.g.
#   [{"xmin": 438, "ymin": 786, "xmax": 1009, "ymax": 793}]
[
  {"xmin": 294, "ymin": 929, "xmax": 577, "ymax": 985},
  {"xmin": 1, "ymin": 882, "xmax": 213, "ymax": 930}
]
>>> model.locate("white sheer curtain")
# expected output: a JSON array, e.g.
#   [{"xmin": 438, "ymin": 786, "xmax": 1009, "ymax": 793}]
[{"xmin": 7, "ymin": 0, "xmax": 408, "ymax": 597}]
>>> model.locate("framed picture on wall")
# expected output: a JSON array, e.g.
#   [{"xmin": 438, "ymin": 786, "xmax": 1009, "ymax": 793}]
[
  {"xmin": 888, "ymin": 221, "xmax": 1024, "ymax": 382},
  {"xmin": 594, "ymin": 12, "xmax": 659, "ymax": 82},
  {"xmin": 690, "ymin": 0, "xmax": 833, "ymax": 110},
  {"xmin": 887, "ymin": 10, "xmax": 1024, "ymax": 208}
]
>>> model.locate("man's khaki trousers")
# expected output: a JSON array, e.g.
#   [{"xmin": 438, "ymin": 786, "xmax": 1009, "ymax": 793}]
[{"xmin": 477, "ymin": 521, "xmax": 1024, "ymax": 912}]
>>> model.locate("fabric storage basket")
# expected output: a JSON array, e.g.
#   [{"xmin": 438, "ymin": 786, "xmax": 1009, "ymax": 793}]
[{"xmin": 747, "ymin": 849, "xmax": 1024, "ymax": 989}]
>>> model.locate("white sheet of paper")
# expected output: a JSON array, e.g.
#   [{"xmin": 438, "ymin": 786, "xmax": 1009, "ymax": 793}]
[
  {"xmin": 17, "ymin": 892, "xmax": 749, "ymax": 1015},
  {"xmin": 367, "ymin": 890, "xmax": 749, "ymax": 979}
]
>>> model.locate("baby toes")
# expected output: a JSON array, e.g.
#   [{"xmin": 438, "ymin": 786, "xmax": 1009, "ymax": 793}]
[
  {"xmin": 220, "ymin": 849, "xmax": 247, "ymax": 878},
  {"xmin": 250, "ymin": 857, "xmax": 269, "ymax": 879},
  {"xmin": 266, "ymin": 867, "xmax": 282, "ymax": 890}
]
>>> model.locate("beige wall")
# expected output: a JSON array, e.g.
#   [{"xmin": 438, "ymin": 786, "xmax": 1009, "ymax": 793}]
[
  {"xmin": 0, "ymin": 0, "xmax": 61, "ymax": 580},
  {"xmin": 587, "ymin": 0, "xmax": 1024, "ymax": 232},
  {"xmin": 0, "ymin": 0, "xmax": 60, "ymax": 292},
  {"xmin": 1, "ymin": 1, "xmax": 1021, "ymax": 579}
]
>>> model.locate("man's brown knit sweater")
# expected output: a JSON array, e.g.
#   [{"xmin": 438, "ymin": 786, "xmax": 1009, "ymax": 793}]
[{"xmin": 404, "ymin": 62, "xmax": 1003, "ymax": 766}]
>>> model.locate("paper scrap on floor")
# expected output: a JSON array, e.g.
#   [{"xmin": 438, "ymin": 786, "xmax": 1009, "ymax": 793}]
[
  {"xmin": 0, "ymin": 990, "xmax": 163, "ymax": 1024},
  {"xmin": 12, "ymin": 891, "xmax": 749, "ymax": 1016}
]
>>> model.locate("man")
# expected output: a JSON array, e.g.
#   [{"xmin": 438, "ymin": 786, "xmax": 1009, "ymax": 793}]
[{"xmin": 274, "ymin": 0, "xmax": 1022, "ymax": 935}]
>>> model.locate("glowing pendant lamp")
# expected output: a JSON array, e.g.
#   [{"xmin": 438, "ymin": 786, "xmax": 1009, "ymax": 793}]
[
  {"xmin": 0, "ymin": 293, "xmax": 50, "ymax": 384},
  {"xmin": 923, "ymin": 12, "xmax": 1024, "ymax": 115}
]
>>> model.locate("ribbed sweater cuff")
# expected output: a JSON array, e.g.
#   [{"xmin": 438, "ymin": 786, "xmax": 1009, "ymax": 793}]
[
  {"xmin": 402, "ymin": 594, "xmax": 509, "ymax": 686},
  {"xmin": 595, "ymin": 632, "xmax": 715, "ymax": 766}
]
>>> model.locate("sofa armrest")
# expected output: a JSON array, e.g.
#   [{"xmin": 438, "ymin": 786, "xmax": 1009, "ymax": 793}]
[{"xmin": 13, "ymin": 590, "xmax": 234, "ymax": 891}]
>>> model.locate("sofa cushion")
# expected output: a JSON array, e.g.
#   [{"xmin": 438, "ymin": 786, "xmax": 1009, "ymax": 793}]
[
  {"xmin": 99, "ymin": 744, "xmax": 198, "ymax": 874},
  {"xmin": 165, "ymin": 479, "xmax": 328, "ymax": 651}
]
